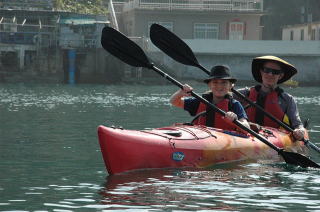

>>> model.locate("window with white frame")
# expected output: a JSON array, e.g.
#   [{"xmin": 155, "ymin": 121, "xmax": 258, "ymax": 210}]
[
  {"xmin": 229, "ymin": 22, "xmax": 244, "ymax": 40},
  {"xmin": 148, "ymin": 21, "xmax": 173, "ymax": 37},
  {"xmin": 194, "ymin": 23, "xmax": 219, "ymax": 39}
]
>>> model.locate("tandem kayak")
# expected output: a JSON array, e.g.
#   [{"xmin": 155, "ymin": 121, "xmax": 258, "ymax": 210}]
[{"xmin": 98, "ymin": 123, "xmax": 306, "ymax": 175}]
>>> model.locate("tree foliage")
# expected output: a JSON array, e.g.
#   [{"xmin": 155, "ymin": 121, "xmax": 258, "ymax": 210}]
[
  {"xmin": 262, "ymin": 0, "xmax": 320, "ymax": 40},
  {"xmin": 54, "ymin": 0, "xmax": 108, "ymax": 14}
]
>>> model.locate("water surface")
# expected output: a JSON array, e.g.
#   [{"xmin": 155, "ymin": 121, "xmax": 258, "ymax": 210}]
[{"xmin": 0, "ymin": 83, "xmax": 319, "ymax": 211}]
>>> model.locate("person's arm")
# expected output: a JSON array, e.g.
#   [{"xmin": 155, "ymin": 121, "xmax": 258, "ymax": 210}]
[
  {"xmin": 281, "ymin": 93, "xmax": 305, "ymax": 140},
  {"xmin": 169, "ymin": 84, "xmax": 193, "ymax": 109}
]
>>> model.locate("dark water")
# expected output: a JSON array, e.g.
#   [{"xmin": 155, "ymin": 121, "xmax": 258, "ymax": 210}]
[{"xmin": 0, "ymin": 83, "xmax": 319, "ymax": 211}]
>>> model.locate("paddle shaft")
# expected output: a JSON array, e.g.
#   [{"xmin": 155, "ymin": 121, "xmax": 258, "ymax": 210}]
[
  {"xmin": 195, "ymin": 58, "xmax": 320, "ymax": 153},
  {"xmin": 197, "ymin": 62, "xmax": 320, "ymax": 154},
  {"xmin": 150, "ymin": 24, "xmax": 320, "ymax": 154},
  {"xmin": 186, "ymin": 55, "xmax": 308, "ymax": 138},
  {"xmin": 151, "ymin": 64, "xmax": 286, "ymax": 153},
  {"xmin": 151, "ymin": 62, "xmax": 319, "ymax": 168}
]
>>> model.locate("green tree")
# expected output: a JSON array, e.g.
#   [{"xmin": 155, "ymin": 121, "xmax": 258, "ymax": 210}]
[{"xmin": 54, "ymin": 0, "xmax": 108, "ymax": 14}]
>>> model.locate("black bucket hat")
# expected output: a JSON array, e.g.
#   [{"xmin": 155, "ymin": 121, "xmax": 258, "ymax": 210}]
[
  {"xmin": 252, "ymin": 55, "xmax": 298, "ymax": 84},
  {"xmin": 203, "ymin": 65, "xmax": 237, "ymax": 83}
]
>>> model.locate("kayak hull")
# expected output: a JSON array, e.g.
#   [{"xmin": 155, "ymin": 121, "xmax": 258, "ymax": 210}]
[{"xmin": 98, "ymin": 124, "xmax": 305, "ymax": 174}]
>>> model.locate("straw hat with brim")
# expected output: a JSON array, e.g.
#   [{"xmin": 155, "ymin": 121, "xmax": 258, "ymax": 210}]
[
  {"xmin": 252, "ymin": 55, "xmax": 298, "ymax": 84},
  {"xmin": 203, "ymin": 65, "xmax": 237, "ymax": 83}
]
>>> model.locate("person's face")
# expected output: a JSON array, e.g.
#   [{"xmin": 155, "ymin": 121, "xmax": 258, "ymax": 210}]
[
  {"xmin": 208, "ymin": 79, "xmax": 233, "ymax": 98},
  {"xmin": 260, "ymin": 61, "xmax": 284, "ymax": 87}
]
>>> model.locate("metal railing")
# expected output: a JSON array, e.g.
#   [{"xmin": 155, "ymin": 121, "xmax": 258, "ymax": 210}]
[
  {"xmin": 122, "ymin": 0, "xmax": 263, "ymax": 12},
  {"xmin": 0, "ymin": 32, "xmax": 99, "ymax": 49}
]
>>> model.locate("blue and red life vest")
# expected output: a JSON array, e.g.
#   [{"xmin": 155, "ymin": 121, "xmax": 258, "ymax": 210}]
[
  {"xmin": 246, "ymin": 85, "xmax": 290, "ymax": 128},
  {"xmin": 192, "ymin": 93, "xmax": 236, "ymax": 131}
]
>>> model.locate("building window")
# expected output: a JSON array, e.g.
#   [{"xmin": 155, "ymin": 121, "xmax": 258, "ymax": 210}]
[
  {"xmin": 290, "ymin": 30, "xmax": 294, "ymax": 40},
  {"xmin": 311, "ymin": 28, "xmax": 316, "ymax": 40},
  {"xmin": 148, "ymin": 21, "xmax": 173, "ymax": 37},
  {"xmin": 300, "ymin": 29, "xmax": 304, "ymax": 40},
  {"xmin": 318, "ymin": 28, "xmax": 320, "ymax": 40},
  {"xmin": 194, "ymin": 23, "xmax": 219, "ymax": 39},
  {"xmin": 229, "ymin": 22, "xmax": 244, "ymax": 40}
]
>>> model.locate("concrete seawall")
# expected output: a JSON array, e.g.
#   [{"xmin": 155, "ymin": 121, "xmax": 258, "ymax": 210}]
[{"xmin": 1, "ymin": 39, "xmax": 319, "ymax": 84}]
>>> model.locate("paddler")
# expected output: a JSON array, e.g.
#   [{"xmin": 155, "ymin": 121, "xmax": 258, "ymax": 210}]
[
  {"xmin": 170, "ymin": 65, "xmax": 250, "ymax": 131},
  {"xmin": 236, "ymin": 56, "xmax": 305, "ymax": 140}
]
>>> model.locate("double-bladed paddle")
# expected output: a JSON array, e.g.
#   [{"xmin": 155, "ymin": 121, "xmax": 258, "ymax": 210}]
[
  {"xmin": 149, "ymin": 23, "xmax": 320, "ymax": 155},
  {"xmin": 101, "ymin": 26, "xmax": 320, "ymax": 168}
]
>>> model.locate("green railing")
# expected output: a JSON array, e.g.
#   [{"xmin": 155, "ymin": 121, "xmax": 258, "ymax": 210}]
[{"xmin": 122, "ymin": 0, "xmax": 263, "ymax": 12}]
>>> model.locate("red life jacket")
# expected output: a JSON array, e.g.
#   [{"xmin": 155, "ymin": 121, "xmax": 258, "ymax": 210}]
[
  {"xmin": 246, "ymin": 85, "xmax": 289, "ymax": 128},
  {"xmin": 193, "ymin": 94, "xmax": 236, "ymax": 131}
]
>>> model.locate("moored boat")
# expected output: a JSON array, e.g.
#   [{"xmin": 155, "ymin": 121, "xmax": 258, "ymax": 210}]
[
  {"xmin": 283, "ymin": 79, "xmax": 299, "ymax": 87},
  {"xmin": 98, "ymin": 123, "xmax": 306, "ymax": 175}
]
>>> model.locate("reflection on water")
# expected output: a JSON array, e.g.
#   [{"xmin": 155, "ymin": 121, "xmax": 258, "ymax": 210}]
[
  {"xmin": 0, "ymin": 83, "xmax": 320, "ymax": 211},
  {"xmin": 99, "ymin": 164, "xmax": 320, "ymax": 211}
]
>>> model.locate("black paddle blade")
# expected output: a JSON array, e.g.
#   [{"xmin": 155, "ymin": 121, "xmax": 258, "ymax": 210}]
[
  {"xmin": 150, "ymin": 24, "xmax": 200, "ymax": 68},
  {"xmin": 280, "ymin": 150, "xmax": 320, "ymax": 168},
  {"xmin": 101, "ymin": 26, "xmax": 151, "ymax": 68}
]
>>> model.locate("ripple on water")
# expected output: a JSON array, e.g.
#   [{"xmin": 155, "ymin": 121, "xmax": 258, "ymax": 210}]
[
  {"xmin": 295, "ymin": 96, "xmax": 320, "ymax": 105},
  {"xmin": 1, "ymin": 85, "xmax": 320, "ymax": 211},
  {"xmin": 0, "ymin": 87, "xmax": 171, "ymax": 111}
]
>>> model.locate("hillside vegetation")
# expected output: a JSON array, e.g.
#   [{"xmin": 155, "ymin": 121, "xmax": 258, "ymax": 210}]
[{"xmin": 54, "ymin": 0, "xmax": 108, "ymax": 14}]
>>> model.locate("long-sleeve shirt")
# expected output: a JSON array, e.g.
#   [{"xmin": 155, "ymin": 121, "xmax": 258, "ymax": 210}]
[{"xmin": 235, "ymin": 86, "xmax": 303, "ymax": 129}]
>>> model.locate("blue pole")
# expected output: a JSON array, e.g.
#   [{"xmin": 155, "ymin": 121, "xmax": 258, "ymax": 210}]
[{"xmin": 68, "ymin": 49, "xmax": 76, "ymax": 84}]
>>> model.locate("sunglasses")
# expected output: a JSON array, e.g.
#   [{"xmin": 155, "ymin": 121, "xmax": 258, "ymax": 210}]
[{"xmin": 261, "ymin": 67, "xmax": 283, "ymax": 75}]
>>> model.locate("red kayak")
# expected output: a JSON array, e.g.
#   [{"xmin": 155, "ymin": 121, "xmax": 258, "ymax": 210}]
[{"xmin": 98, "ymin": 123, "xmax": 305, "ymax": 175}]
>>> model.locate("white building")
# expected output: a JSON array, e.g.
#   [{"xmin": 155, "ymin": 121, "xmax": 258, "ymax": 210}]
[{"xmin": 282, "ymin": 21, "xmax": 320, "ymax": 41}]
